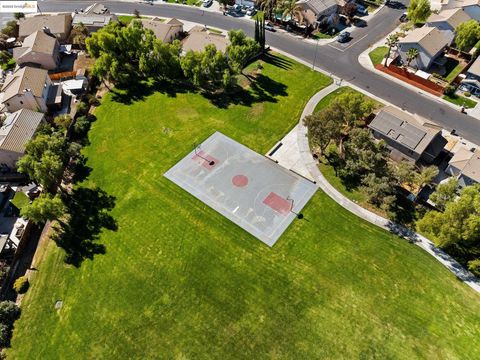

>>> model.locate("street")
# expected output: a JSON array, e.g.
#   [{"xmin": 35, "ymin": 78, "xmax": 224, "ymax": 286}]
[{"xmin": 38, "ymin": 0, "xmax": 480, "ymax": 144}]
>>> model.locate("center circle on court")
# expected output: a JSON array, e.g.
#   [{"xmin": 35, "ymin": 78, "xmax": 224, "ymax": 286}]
[{"xmin": 232, "ymin": 175, "xmax": 249, "ymax": 187}]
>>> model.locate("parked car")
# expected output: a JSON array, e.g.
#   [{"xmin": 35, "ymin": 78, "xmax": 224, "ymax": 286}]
[
  {"xmin": 232, "ymin": 4, "xmax": 242, "ymax": 13},
  {"xmin": 265, "ymin": 23, "xmax": 276, "ymax": 32},
  {"xmin": 356, "ymin": 5, "xmax": 368, "ymax": 16},
  {"xmin": 337, "ymin": 31, "xmax": 350, "ymax": 43},
  {"xmin": 203, "ymin": 0, "xmax": 213, "ymax": 7},
  {"xmin": 246, "ymin": 6, "xmax": 256, "ymax": 16},
  {"xmin": 399, "ymin": 12, "xmax": 408, "ymax": 22}
]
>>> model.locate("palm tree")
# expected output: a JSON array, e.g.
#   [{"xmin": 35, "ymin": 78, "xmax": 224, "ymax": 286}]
[
  {"xmin": 384, "ymin": 34, "xmax": 399, "ymax": 66},
  {"xmin": 257, "ymin": 0, "xmax": 278, "ymax": 20},
  {"xmin": 406, "ymin": 48, "xmax": 419, "ymax": 68},
  {"xmin": 279, "ymin": 0, "xmax": 303, "ymax": 24}
]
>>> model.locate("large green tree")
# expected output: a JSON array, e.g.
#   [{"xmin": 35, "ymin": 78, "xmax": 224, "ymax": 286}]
[
  {"xmin": 17, "ymin": 132, "xmax": 66, "ymax": 192},
  {"xmin": 21, "ymin": 194, "xmax": 65, "ymax": 224},
  {"xmin": 139, "ymin": 39, "xmax": 182, "ymax": 80},
  {"xmin": 407, "ymin": 0, "xmax": 431, "ymax": 24},
  {"xmin": 417, "ymin": 184, "xmax": 480, "ymax": 247},
  {"xmin": 455, "ymin": 19, "xmax": 480, "ymax": 51},
  {"xmin": 303, "ymin": 107, "xmax": 342, "ymax": 155},
  {"xmin": 429, "ymin": 178, "xmax": 459, "ymax": 211},
  {"xmin": 226, "ymin": 30, "xmax": 261, "ymax": 73}
]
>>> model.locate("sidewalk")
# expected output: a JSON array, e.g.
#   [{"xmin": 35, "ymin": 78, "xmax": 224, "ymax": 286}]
[{"xmin": 290, "ymin": 85, "xmax": 480, "ymax": 294}]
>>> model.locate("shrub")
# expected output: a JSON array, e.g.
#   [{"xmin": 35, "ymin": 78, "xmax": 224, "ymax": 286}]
[
  {"xmin": 0, "ymin": 301, "xmax": 20, "ymax": 325},
  {"xmin": 0, "ymin": 323, "xmax": 10, "ymax": 348},
  {"xmin": 53, "ymin": 114, "xmax": 72, "ymax": 130},
  {"xmin": 444, "ymin": 85, "xmax": 456, "ymax": 96},
  {"xmin": 468, "ymin": 259, "xmax": 480, "ymax": 276},
  {"xmin": 86, "ymin": 94, "xmax": 100, "ymax": 107},
  {"xmin": 73, "ymin": 116, "xmax": 91, "ymax": 139},
  {"xmin": 464, "ymin": 91, "xmax": 471, "ymax": 97},
  {"xmin": 76, "ymin": 101, "xmax": 89, "ymax": 116},
  {"xmin": 13, "ymin": 276, "xmax": 29, "ymax": 294}
]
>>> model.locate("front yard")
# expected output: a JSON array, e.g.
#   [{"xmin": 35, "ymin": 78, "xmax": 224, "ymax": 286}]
[
  {"xmin": 368, "ymin": 46, "xmax": 389, "ymax": 66},
  {"xmin": 443, "ymin": 93, "xmax": 478, "ymax": 108}
]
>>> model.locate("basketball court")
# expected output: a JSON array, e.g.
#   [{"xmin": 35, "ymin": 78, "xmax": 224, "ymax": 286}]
[{"xmin": 164, "ymin": 132, "xmax": 318, "ymax": 246}]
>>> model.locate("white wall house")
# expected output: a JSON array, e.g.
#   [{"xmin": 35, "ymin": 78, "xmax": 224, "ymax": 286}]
[{"xmin": 1, "ymin": 67, "xmax": 52, "ymax": 113}]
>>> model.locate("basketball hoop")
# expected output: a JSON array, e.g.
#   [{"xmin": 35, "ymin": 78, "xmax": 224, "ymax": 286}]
[
  {"xmin": 194, "ymin": 144, "xmax": 215, "ymax": 166},
  {"xmin": 286, "ymin": 196, "xmax": 304, "ymax": 219}
]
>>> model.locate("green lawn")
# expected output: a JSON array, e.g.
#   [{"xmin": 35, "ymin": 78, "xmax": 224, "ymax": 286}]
[
  {"xmin": 444, "ymin": 58, "xmax": 465, "ymax": 83},
  {"xmin": 8, "ymin": 54, "xmax": 480, "ymax": 359},
  {"xmin": 443, "ymin": 93, "xmax": 477, "ymax": 108},
  {"xmin": 368, "ymin": 46, "xmax": 389, "ymax": 66},
  {"xmin": 10, "ymin": 192, "xmax": 29, "ymax": 211},
  {"xmin": 117, "ymin": 15, "xmax": 151, "ymax": 25},
  {"xmin": 312, "ymin": 31, "xmax": 334, "ymax": 40},
  {"xmin": 1, "ymin": 57, "xmax": 15, "ymax": 71},
  {"xmin": 314, "ymin": 86, "xmax": 383, "ymax": 113}
]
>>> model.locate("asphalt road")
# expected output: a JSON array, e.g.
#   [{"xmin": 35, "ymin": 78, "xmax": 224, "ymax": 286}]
[{"xmin": 39, "ymin": 0, "xmax": 480, "ymax": 144}]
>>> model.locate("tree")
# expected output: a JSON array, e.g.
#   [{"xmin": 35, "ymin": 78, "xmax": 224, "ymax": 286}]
[
  {"xmin": 1, "ymin": 20, "xmax": 18, "ymax": 38},
  {"xmin": 429, "ymin": 178, "xmax": 459, "ymax": 211},
  {"xmin": 257, "ymin": 0, "xmax": 278, "ymax": 20},
  {"xmin": 329, "ymin": 91, "xmax": 375, "ymax": 137},
  {"xmin": 279, "ymin": 0, "xmax": 304, "ymax": 24},
  {"xmin": 384, "ymin": 34, "xmax": 399, "ymax": 66},
  {"xmin": 407, "ymin": 0, "xmax": 431, "ymax": 25},
  {"xmin": 0, "ymin": 301, "xmax": 20, "ymax": 326},
  {"xmin": 0, "ymin": 324, "xmax": 10, "ymax": 348},
  {"xmin": 254, "ymin": 13, "xmax": 266, "ymax": 50},
  {"xmin": 13, "ymin": 276, "xmax": 29, "ymax": 294},
  {"xmin": 70, "ymin": 23, "xmax": 89, "ymax": 49},
  {"xmin": 416, "ymin": 184, "xmax": 480, "ymax": 247},
  {"xmin": 303, "ymin": 107, "xmax": 342, "ymax": 155},
  {"xmin": 21, "ymin": 194, "xmax": 65, "ymax": 224},
  {"xmin": 53, "ymin": 114, "xmax": 72, "ymax": 131},
  {"xmin": 17, "ymin": 132, "xmax": 66, "ymax": 192},
  {"xmin": 343, "ymin": 2, "xmax": 357, "ymax": 21},
  {"xmin": 361, "ymin": 173, "xmax": 396, "ymax": 210},
  {"xmin": 455, "ymin": 19, "xmax": 480, "ymax": 52},
  {"xmin": 468, "ymin": 259, "xmax": 480, "ymax": 276},
  {"xmin": 218, "ymin": 0, "xmax": 233, "ymax": 10},
  {"xmin": 394, "ymin": 161, "xmax": 417, "ymax": 188},
  {"xmin": 139, "ymin": 39, "xmax": 182, "ymax": 80},
  {"xmin": 0, "ymin": 50, "xmax": 11, "ymax": 64},
  {"xmin": 226, "ymin": 30, "xmax": 261, "ymax": 73},
  {"xmin": 405, "ymin": 47, "xmax": 419, "ymax": 67},
  {"xmin": 14, "ymin": 12, "xmax": 25, "ymax": 20},
  {"xmin": 414, "ymin": 165, "xmax": 438, "ymax": 190}
]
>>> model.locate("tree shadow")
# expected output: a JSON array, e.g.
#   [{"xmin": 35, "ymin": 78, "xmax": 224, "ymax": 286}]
[
  {"xmin": 53, "ymin": 187, "xmax": 117, "ymax": 267},
  {"xmin": 261, "ymin": 52, "xmax": 293, "ymax": 70},
  {"xmin": 70, "ymin": 155, "xmax": 92, "ymax": 184},
  {"xmin": 110, "ymin": 79, "xmax": 190, "ymax": 105}
]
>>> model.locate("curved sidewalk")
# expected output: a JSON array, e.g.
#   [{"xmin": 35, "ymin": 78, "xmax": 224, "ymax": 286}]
[{"xmin": 297, "ymin": 85, "xmax": 480, "ymax": 294}]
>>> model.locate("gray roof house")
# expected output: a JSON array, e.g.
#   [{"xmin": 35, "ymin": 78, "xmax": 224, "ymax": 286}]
[
  {"xmin": 443, "ymin": 0, "xmax": 480, "ymax": 21},
  {"xmin": 1, "ymin": 66, "xmax": 52, "ymax": 113},
  {"xmin": 13, "ymin": 29, "xmax": 60, "ymax": 70},
  {"xmin": 0, "ymin": 109, "xmax": 44, "ymax": 169},
  {"xmin": 72, "ymin": 13, "xmax": 118, "ymax": 33},
  {"xmin": 459, "ymin": 56, "xmax": 480, "ymax": 95},
  {"xmin": 446, "ymin": 148, "xmax": 480, "ymax": 187},
  {"xmin": 139, "ymin": 18, "xmax": 184, "ymax": 43},
  {"xmin": 397, "ymin": 26, "xmax": 454, "ymax": 70},
  {"xmin": 18, "ymin": 14, "xmax": 72, "ymax": 42},
  {"xmin": 296, "ymin": 0, "xmax": 342, "ymax": 28},
  {"xmin": 426, "ymin": 8, "xmax": 471, "ymax": 31},
  {"xmin": 368, "ymin": 106, "xmax": 448, "ymax": 163}
]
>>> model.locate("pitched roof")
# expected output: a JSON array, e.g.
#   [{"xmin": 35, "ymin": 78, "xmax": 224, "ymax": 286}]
[
  {"xmin": 398, "ymin": 27, "xmax": 451, "ymax": 57},
  {"xmin": 73, "ymin": 13, "xmax": 117, "ymax": 27},
  {"xmin": 139, "ymin": 18, "xmax": 183, "ymax": 42},
  {"xmin": 449, "ymin": 148, "xmax": 480, "ymax": 182},
  {"xmin": 1, "ymin": 67, "xmax": 49, "ymax": 102},
  {"xmin": 427, "ymin": 8, "xmax": 471, "ymax": 28},
  {"xmin": 467, "ymin": 56, "xmax": 480, "ymax": 76},
  {"xmin": 166, "ymin": 18, "xmax": 183, "ymax": 26},
  {"xmin": 444, "ymin": 0, "xmax": 480, "ymax": 8},
  {"xmin": 296, "ymin": 0, "xmax": 339, "ymax": 15},
  {"xmin": 13, "ymin": 30, "xmax": 58, "ymax": 59},
  {"xmin": 18, "ymin": 14, "xmax": 72, "ymax": 39},
  {"xmin": 0, "ymin": 109, "xmax": 44, "ymax": 154},
  {"xmin": 369, "ymin": 106, "xmax": 442, "ymax": 155},
  {"xmin": 182, "ymin": 26, "xmax": 229, "ymax": 53}
]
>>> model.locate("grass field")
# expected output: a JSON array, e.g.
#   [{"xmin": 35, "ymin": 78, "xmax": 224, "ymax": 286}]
[
  {"xmin": 8, "ymin": 55, "xmax": 480, "ymax": 359},
  {"xmin": 443, "ymin": 93, "xmax": 477, "ymax": 108},
  {"xmin": 368, "ymin": 46, "xmax": 389, "ymax": 66}
]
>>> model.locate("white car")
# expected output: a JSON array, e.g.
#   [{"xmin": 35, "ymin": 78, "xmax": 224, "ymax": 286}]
[
  {"xmin": 246, "ymin": 7, "xmax": 256, "ymax": 16},
  {"xmin": 203, "ymin": 0, "xmax": 213, "ymax": 7}
]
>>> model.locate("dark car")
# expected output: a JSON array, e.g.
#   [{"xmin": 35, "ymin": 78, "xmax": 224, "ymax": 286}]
[
  {"xmin": 400, "ymin": 12, "xmax": 408, "ymax": 22},
  {"xmin": 337, "ymin": 31, "xmax": 350, "ymax": 43}
]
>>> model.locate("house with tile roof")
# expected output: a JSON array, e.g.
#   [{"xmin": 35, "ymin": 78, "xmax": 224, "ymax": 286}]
[
  {"xmin": 0, "ymin": 109, "xmax": 44, "ymax": 168},
  {"xmin": 397, "ymin": 27, "xmax": 454, "ymax": 70},
  {"xmin": 0, "ymin": 67, "xmax": 52, "ymax": 113},
  {"xmin": 139, "ymin": 18, "xmax": 184, "ymax": 43},
  {"xmin": 182, "ymin": 26, "xmax": 230, "ymax": 53},
  {"xmin": 13, "ymin": 29, "xmax": 60, "ymax": 70}
]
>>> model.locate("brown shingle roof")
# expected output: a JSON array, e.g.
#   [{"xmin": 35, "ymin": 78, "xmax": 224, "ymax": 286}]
[
  {"xmin": 1, "ymin": 67, "xmax": 49, "ymax": 102},
  {"xmin": 182, "ymin": 26, "xmax": 229, "ymax": 53},
  {"xmin": 427, "ymin": 8, "xmax": 471, "ymax": 28},
  {"xmin": 399, "ymin": 27, "xmax": 451, "ymax": 57},
  {"xmin": 18, "ymin": 14, "xmax": 72, "ymax": 39},
  {"xmin": 0, "ymin": 109, "xmax": 44, "ymax": 154},
  {"xmin": 13, "ymin": 30, "xmax": 57, "ymax": 59}
]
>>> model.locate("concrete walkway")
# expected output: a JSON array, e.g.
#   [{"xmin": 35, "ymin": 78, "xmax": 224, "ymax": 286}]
[{"xmin": 296, "ymin": 85, "xmax": 480, "ymax": 294}]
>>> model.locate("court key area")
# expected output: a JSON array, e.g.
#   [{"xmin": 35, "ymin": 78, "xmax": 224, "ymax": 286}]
[{"xmin": 164, "ymin": 132, "xmax": 318, "ymax": 246}]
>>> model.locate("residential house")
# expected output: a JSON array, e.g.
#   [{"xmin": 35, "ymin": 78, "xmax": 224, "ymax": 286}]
[
  {"xmin": 18, "ymin": 14, "xmax": 72, "ymax": 42},
  {"xmin": 72, "ymin": 13, "xmax": 118, "ymax": 33},
  {"xmin": 296, "ymin": 0, "xmax": 342, "ymax": 28},
  {"xmin": 426, "ymin": 8, "xmax": 471, "ymax": 32},
  {"xmin": 443, "ymin": 0, "xmax": 480, "ymax": 21},
  {"xmin": 446, "ymin": 148, "xmax": 480, "ymax": 187},
  {"xmin": 368, "ymin": 106, "xmax": 448, "ymax": 163},
  {"xmin": 397, "ymin": 26, "xmax": 454, "ymax": 70},
  {"xmin": 459, "ymin": 56, "xmax": 480, "ymax": 94},
  {"xmin": 13, "ymin": 29, "xmax": 60, "ymax": 70},
  {"xmin": 139, "ymin": 18, "xmax": 184, "ymax": 43},
  {"xmin": 0, "ymin": 109, "xmax": 44, "ymax": 169},
  {"xmin": 182, "ymin": 26, "xmax": 230, "ymax": 53},
  {"xmin": 1, "ymin": 67, "xmax": 52, "ymax": 113}
]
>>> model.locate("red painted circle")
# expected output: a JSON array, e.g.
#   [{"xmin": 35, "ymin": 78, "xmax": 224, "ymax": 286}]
[{"xmin": 232, "ymin": 175, "xmax": 249, "ymax": 187}]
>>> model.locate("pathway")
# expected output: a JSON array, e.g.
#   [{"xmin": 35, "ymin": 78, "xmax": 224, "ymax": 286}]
[{"xmin": 295, "ymin": 85, "xmax": 480, "ymax": 294}]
